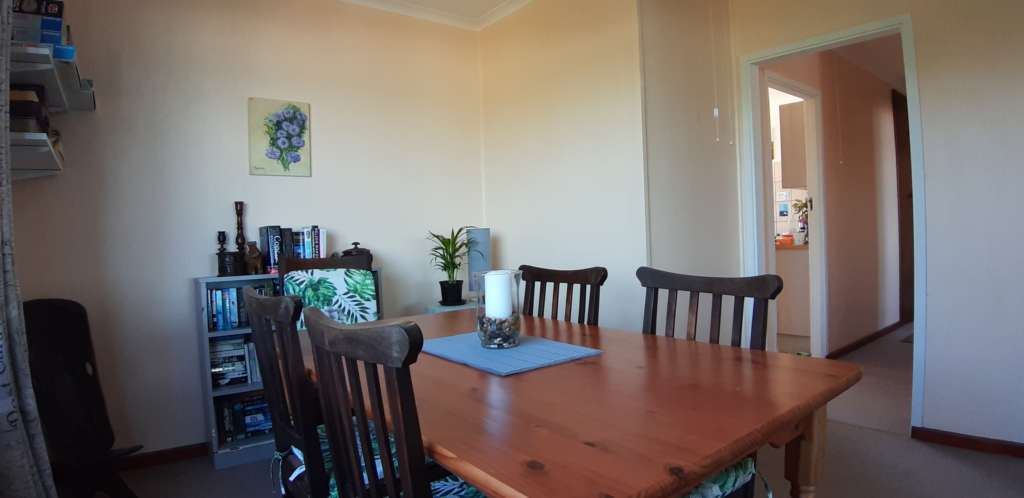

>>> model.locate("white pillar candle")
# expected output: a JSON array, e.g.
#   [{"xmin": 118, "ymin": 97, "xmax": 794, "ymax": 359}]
[{"xmin": 484, "ymin": 270, "xmax": 514, "ymax": 319}]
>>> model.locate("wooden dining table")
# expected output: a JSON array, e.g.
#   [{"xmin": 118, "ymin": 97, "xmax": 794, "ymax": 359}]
[{"xmin": 301, "ymin": 309, "xmax": 861, "ymax": 498}]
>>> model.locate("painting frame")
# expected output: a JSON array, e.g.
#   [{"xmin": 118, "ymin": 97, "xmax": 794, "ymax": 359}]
[{"xmin": 248, "ymin": 97, "xmax": 312, "ymax": 177}]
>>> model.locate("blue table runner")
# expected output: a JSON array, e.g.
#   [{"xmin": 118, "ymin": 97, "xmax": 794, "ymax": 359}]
[{"xmin": 422, "ymin": 332, "xmax": 602, "ymax": 376}]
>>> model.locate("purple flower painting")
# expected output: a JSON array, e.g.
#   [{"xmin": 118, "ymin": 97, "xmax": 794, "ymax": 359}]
[
  {"xmin": 249, "ymin": 98, "xmax": 311, "ymax": 177},
  {"xmin": 263, "ymin": 104, "xmax": 309, "ymax": 171}
]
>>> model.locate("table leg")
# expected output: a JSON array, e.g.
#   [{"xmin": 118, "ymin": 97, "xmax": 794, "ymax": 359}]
[{"xmin": 784, "ymin": 408, "xmax": 826, "ymax": 498}]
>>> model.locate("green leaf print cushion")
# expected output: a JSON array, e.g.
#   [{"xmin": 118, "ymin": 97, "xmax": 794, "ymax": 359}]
[{"xmin": 284, "ymin": 269, "xmax": 379, "ymax": 327}]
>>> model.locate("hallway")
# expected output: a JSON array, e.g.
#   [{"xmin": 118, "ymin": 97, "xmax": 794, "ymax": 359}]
[{"xmin": 828, "ymin": 322, "xmax": 914, "ymax": 434}]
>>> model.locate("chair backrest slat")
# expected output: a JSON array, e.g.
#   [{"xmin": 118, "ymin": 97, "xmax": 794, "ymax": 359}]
[
  {"xmin": 364, "ymin": 363, "xmax": 399, "ymax": 498},
  {"xmin": 520, "ymin": 265, "xmax": 609, "ymax": 326},
  {"xmin": 243, "ymin": 289, "xmax": 331, "ymax": 497},
  {"xmin": 664, "ymin": 290, "xmax": 678, "ymax": 338},
  {"xmin": 686, "ymin": 291, "xmax": 700, "ymax": 341},
  {"xmin": 642, "ymin": 287, "xmax": 659, "ymax": 334},
  {"xmin": 750, "ymin": 298, "xmax": 770, "ymax": 351},
  {"xmin": 550, "ymin": 282, "xmax": 561, "ymax": 319},
  {"xmin": 523, "ymin": 281, "xmax": 535, "ymax": 315},
  {"xmin": 564, "ymin": 285, "xmax": 574, "ymax": 322},
  {"xmin": 709, "ymin": 294, "xmax": 723, "ymax": 344},
  {"xmin": 577, "ymin": 285, "xmax": 588, "ymax": 324},
  {"xmin": 731, "ymin": 295, "xmax": 745, "ymax": 347},
  {"xmin": 635, "ymin": 267, "xmax": 783, "ymax": 351},
  {"xmin": 306, "ymin": 308, "xmax": 432, "ymax": 498},
  {"xmin": 344, "ymin": 357, "xmax": 381, "ymax": 498},
  {"xmin": 537, "ymin": 282, "xmax": 547, "ymax": 317}
]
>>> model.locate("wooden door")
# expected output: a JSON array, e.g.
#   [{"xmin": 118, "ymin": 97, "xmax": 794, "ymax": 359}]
[{"xmin": 892, "ymin": 90, "xmax": 914, "ymax": 322}]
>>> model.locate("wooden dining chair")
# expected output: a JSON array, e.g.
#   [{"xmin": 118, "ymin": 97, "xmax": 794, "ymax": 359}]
[
  {"xmin": 304, "ymin": 308, "xmax": 483, "ymax": 498},
  {"xmin": 636, "ymin": 266, "xmax": 783, "ymax": 350},
  {"xmin": 243, "ymin": 288, "xmax": 330, "ymax": 498},
  {"xmin": 519, "ymin": 265, "xmax": 608, "ymax": 325},
  {"xmin": 636, "ymin": 267, "xmax": 782, "ymax": 498},
  {"xmin": 281, "ymin": 256, "xmax": 382, "ymax": 323}
]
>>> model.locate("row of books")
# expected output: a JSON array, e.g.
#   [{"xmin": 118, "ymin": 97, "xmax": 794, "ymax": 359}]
[
  {"xmin": 206, "ymin": 282, "xmax": 275, "ymax": 331},
  {"xmin": 13, "ymin": 2, "xmax": 77, "ymax": 62},
  {"xmin": 219, "ymin": 392, "xmax": 272, "ymax": 443},
  {"xmin": 211, "ymin": 338, "xmax": 263, "ymax": 387},
  {"xmin": 259, "ymin": 225, "xmax": 327, "ymax": 273},
  {"xmin": 11, "ymin": 85, "xmax": 52, "ymax": 134}
]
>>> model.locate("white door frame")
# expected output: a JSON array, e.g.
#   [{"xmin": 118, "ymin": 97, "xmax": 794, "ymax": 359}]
[
  {"xmin": 762, "ymin": 73, "xmax": 828, "ymax": 359},
  {"xmin": 737, "ymin": 16, "xmax": 928, "ymax": 427}
]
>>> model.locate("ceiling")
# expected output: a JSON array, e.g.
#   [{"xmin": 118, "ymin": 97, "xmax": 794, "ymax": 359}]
[
  {"xmin": 832, "ymin": 35, "xmax": 906, "ymax": 93},
  {"xmin": 342, "ymin": 0, "xmax": 530, "ymax": 30}
]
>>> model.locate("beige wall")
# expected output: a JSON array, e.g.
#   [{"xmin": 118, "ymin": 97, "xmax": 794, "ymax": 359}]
[
  {"xmin": 764, "ymin": 52, "xmax": 901, "ymax": 353},
  {"xmin": 13, "ymin": 0, "xmax": 483, "ymax": 451},
  {"xmin": 731, "ymin": 0, "xmax": 1024, "ymax": 443},
  {"xmin": 639, "ymin": 0, "xmax": 739, "ymax": 279},
  {"xmin": 478, "ymin": 0, "xmax": 649, "ymax": 330}
]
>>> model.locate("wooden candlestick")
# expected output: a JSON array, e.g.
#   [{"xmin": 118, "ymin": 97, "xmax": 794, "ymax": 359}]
[{"xmin": 234, "ymin": 201, "xmax": 246, "ymax": 253}]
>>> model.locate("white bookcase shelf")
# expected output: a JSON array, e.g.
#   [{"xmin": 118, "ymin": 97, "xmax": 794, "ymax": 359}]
[
  {"xmin": 195, "ymin": 274, "xmax": 279, "ymax": 469},
  {"xmin": 10, "ymin": 42, "xmax": 96, "ymax": 181}
]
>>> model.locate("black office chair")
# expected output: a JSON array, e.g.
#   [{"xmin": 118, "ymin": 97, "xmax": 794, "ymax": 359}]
[{"xmin": 23, "ymin": 299, "xmax": 141, "ymax": 498}]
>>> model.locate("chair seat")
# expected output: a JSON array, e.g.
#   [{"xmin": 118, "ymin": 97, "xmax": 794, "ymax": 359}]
[
  {"xmin": 683, "ymin": 458, "xmax": 756, "ymax": 498},
  {"xmin": 281, "ymin": 421, "xmax": 485, "ymax": 498}
]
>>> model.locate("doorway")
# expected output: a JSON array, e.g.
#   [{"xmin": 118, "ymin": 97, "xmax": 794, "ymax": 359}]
[
  {"xmin": 765, "ymin": 83, "xmax": 822, "ymax": 356},
  {"xmin": 738, "ymin": 17, "xmax": 926, "ymax": 431}
]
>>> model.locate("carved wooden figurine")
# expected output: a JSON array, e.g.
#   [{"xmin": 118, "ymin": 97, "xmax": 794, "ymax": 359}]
[{"xmin": 245, "ymin": 242, "xmax": 264, "ymax": 275}]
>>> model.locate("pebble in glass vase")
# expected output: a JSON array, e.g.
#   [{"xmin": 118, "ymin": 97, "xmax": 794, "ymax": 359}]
[{"xmin": 475, "ymin": 270, "xmax": 522, "ymax": 349}]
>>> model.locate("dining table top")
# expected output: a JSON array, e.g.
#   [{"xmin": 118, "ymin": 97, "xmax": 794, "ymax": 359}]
[{"xmin": 301, "ymin": 309, "xmax": 861, "ymax": 498}]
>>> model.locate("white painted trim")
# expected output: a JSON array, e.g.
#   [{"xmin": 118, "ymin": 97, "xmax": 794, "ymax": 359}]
[
  {"xmin": 764, "ymin": 73, "xmax": 829, "ymax": 358},
  {"xmin": 636, "ymin": 0, "xmax": 654, "ymax": 266},
  {"xmin": 340, "ymin": 0, "xmax": 529, "ymax": 31},
  {"xmin": 478, "ymin": 0, "xmax": 531, "ymax": 29},
  {"xmin": 737, "ymin": 16, "xmax": 928, "ymax": 428}
]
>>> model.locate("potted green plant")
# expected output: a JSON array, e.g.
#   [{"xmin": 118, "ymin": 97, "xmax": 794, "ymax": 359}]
[
  {"xmin": 792, "ymin": 198, "xmax": 810, "ymax": 244},
  {"xmin": 428, "ymin": 227, "xmax": 470, "ymax": 306}
]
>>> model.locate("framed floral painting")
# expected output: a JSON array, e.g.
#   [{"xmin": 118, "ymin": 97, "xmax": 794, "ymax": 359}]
[{"xmin": 248, "ymin": 97, "xmax": 311, "ymax": 177}]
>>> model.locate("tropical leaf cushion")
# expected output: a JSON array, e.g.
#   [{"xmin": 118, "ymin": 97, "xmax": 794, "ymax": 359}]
[
  {"xmin": 280, "ymin": 421, "xmax": 484, "ymax": 497},
  {"xmin": 683, "ymin": 458, "xmax": 757, "ymax": 498},
  {"xmin": 283, "ymin": 269, "xmax": 379, "ymax": 327}
]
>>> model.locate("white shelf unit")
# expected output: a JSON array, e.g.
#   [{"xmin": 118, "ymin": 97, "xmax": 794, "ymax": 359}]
[
  {"xmin": 10, "ymin": 42, "xmax": 96, "ymax": 181},
  {"xmin": 195, "ymin": 274, "xmax": 280, "ymax": 469},
  {"xmin": 11, "ymin": 132, "xmax": 63, "ymax": 180}
]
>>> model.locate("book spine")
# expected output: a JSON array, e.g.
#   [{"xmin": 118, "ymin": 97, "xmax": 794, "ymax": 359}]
[
  {"xmin": 259, "ymin": 226, "xmax": 271, "ymax": 268},
  {"xmin": 293, "ymin": 232, "xmax": 304, "ymax": 259},
  {"xmin": 279, "ymin": 228, "xmax": 293, "ymax": 264},
  {"xmin": 207, "ymin": 289, "xmax": 216, "ymax": 331},
  {"xmin": 214, "ymin": 289, "xmax": 224, "ymax": 331},
  {"xmin": 268, "ymin": 226, "xmax": 282, "ymax": 272},
  {"xmin": 236, "ymin": 289, "xmax": 247, "ymax": 327},
  {"xmin": 243, "ymin": 345, "xmax": 252, "ymax": 385},
  {"xmin": 303, "ymin": 227, "xmax": 313, "ymax": 258},
  {"xmin": 246, "ymin": 343, "xmax": 261, "ymax": 384},
  {"xmin": 311, "ymin": 225, "xmax": 321, "ymax": 259},
  {"xmin": 228, "ymin": 288, "xmax": 239, "ymax": 328},
  {"xmin": 317, "ymin": 227, "xmax": 327, "ymax": 258}
]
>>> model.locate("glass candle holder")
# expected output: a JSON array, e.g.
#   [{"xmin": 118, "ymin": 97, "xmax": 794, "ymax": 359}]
[{"xmin": 474, "ymin": 270, "xmax": 522, "ymax": 349}]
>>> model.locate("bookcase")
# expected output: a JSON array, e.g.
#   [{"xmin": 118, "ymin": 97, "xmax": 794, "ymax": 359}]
[{"xmin": 195, "ymin": 274, "xmax": 279, "ymax": 469}]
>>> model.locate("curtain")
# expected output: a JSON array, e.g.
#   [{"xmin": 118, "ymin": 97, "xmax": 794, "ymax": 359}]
[{"xmin": 0, "ymin": 0, "xmax": 58, "ymax": 495}]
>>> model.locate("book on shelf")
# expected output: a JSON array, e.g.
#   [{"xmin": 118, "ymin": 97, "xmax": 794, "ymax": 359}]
[
  {"xmin": 211, "ymin": 338, "xmax": 249, "ymax": 386},
  {"xmin": 220, "ymin": 392, "xmax": 273, "ymax": 443},
  {"xmin": 206, "ymin": 282, "xmax": 274, "ymax": 332},
  {"xmin": 245, "ymin": 343, "xmax": 262, "ymax": 384},
  {"xmin": 259, "ymin": 224, "xmax": 327, "ymax": 267}
]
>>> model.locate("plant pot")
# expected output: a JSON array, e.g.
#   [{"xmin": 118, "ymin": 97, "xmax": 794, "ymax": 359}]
[{"xmin": 439, "ymin": 280, "xmax": 466, "ymax": 306}]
